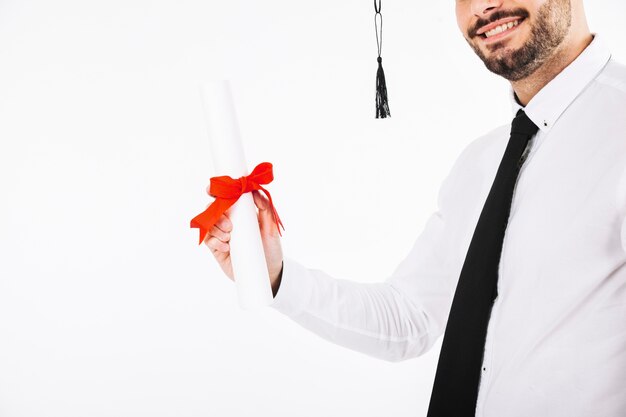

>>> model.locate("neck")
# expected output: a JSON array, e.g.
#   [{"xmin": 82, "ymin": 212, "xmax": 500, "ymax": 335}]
[{"xmin": 512, "ymin": 32, "xmax": 593, "ymax": 106}]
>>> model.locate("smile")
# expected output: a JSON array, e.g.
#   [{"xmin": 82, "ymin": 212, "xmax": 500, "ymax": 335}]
[
  {"xmin": 485, "ymin": 20, "xmax": 519, "ymax": 38},
  {"xmin": 475, "ymin": 17, "xmax": 525, "ymax": 43}
]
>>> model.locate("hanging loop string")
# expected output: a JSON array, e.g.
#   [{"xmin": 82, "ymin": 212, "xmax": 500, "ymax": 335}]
[{"xmin": 375, "ymin": 11, "xmax": 383, "ymax": 58}]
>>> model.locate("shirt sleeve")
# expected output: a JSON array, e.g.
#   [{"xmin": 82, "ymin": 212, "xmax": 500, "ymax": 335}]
[
  {"xmin": 269, "ymin": 148, "xmax": 473, "ymax": 362},
  {"xmin": 618, "ymin": 164, "xmax": 626, "ymax": 253}
]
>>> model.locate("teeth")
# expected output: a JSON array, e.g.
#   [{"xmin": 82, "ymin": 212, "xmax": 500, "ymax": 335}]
[{"xmin": 485, "ymin": 20, "xmax": 519, "ymax": 38}]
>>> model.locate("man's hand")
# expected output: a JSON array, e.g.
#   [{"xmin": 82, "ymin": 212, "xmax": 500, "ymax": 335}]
[{"xmin": 204, "ymin": 191, "xmax": 284, "ymax": 295}]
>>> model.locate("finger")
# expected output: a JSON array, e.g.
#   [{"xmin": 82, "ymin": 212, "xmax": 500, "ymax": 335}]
[
  {"xmin": 209, "ymin": 225, "xmax": 231, "ymax": 243},
  {"xmin": 214, "ymin": 214, "xmax": 232, "ymax": 232},
  {"xmin": 252, "ymin": 191, "xmax": 279, "ymax": 232},
  {"xmin": 205, "ymin": 236, "xmax": 230, "ymax": 253},
  {"xmin": 252, "ymin": 190, "xmax": 269, "ymax": 211}
]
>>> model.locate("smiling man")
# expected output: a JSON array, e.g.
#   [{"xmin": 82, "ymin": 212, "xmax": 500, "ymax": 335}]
[{"xmin": 206, "ymin": 1, "xmax": 626, "ymax": 416}]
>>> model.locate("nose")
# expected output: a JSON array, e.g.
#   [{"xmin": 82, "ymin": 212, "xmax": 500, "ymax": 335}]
[{"xmin": 471, "ymin": 0, "xmax": 504, "ymax": 16}]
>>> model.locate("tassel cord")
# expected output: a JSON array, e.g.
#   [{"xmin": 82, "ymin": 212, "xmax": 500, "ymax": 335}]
[{"xmin": 374, "ymin": 0, "xmax": 390, "ymax": 118}]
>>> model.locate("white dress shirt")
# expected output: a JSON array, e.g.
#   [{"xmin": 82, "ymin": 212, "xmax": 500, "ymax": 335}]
[{"xmin": 270, "ymin": 35, "xmax": 626, "ymax": 417}]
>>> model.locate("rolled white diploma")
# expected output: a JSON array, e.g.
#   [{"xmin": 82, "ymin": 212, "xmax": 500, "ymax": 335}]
[{"xmin": 200, "ymin": 80, "xmax": 273, "ymax": 309}]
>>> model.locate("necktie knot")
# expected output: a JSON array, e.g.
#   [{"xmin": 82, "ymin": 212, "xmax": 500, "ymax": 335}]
[{"xmin": 511, "ymin": 109, "xmax": 539, "ymax": 137}]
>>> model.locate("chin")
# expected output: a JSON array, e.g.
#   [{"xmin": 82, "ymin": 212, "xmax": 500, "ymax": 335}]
[{"xmin": 486, "ymin": 45, "xmax": 518, "ymax": 61}]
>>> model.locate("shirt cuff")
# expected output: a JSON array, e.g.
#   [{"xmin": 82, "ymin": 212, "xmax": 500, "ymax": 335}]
[{"xmin": 268, "ymin": 258, "xmax": 314, "ymax": 317}]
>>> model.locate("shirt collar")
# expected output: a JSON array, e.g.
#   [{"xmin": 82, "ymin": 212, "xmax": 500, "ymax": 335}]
[{"xmin": 509, "ymin": 34, "xmax": 611, "ymax": 133}]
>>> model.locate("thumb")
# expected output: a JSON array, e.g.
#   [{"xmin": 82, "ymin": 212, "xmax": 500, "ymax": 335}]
[
  {"xmin": 252, "ymin": 190, "xmax": 268, "ymax": 210},
  {"xmin": 252, "ymin": 191, "xmax": 276, "ymax": 229}
]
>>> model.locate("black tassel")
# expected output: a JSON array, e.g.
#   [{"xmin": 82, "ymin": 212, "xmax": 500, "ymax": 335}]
[{"xmin": 375, "ymin": 56, "xmax": 390, "ymax": 118}]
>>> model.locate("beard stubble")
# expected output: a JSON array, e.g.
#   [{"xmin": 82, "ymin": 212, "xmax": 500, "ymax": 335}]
[{"xmin": 467, "ymin": 0, "xmax": 572, "ymax": 81}]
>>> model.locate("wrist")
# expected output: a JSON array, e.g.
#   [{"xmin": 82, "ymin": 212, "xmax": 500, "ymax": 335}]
[{"xmin": 271, "ymin": 261, "xmax": 284, "ymax": 298}]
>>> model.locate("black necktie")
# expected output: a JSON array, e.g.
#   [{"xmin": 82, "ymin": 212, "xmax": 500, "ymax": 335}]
[{"xmin": 426, "ymin": 110, "xmax": 539, "ymax": 417}]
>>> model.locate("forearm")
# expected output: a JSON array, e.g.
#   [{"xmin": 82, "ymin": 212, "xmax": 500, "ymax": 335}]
[
  {"xmin": 270, "ymin": 259, "xmax": 441, "ymax": 362},
  {"xmin": 267, "ymin": 138, "xmax": 475, "ymax": 361}
]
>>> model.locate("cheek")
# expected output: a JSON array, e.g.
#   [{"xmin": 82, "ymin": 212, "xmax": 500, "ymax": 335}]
[
  {"xmin": 522, "ymin": 0, "xmax": 548, "ymax": 16},
  {"xmin": 455, "ymin": 4, "xmax": 470, "ymax": 35}
]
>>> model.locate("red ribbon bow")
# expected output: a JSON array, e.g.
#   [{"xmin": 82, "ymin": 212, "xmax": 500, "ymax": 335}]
[{"xmin": 190, "ymin": 162, "xmax": 284, "ymax": 244}]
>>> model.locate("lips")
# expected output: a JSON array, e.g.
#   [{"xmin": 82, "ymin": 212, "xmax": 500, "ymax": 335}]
[
  {"xmin": 476, "ymin": 16, "xmax": 524, "ymax": 38},
  {"xmin": 472, "ymin": 16, "xmax": 526, "ymax": 46}
]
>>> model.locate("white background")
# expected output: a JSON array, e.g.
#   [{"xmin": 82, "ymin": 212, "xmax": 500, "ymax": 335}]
[{"xmin": 0, "ymin": 1, "xmax": 624, "ymax": 416}]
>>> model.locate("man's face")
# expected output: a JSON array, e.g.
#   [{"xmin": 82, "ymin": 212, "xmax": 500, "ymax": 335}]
[{"xmin": 456, "ymin": 0, "xmax": 572, "ymax": 81}]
